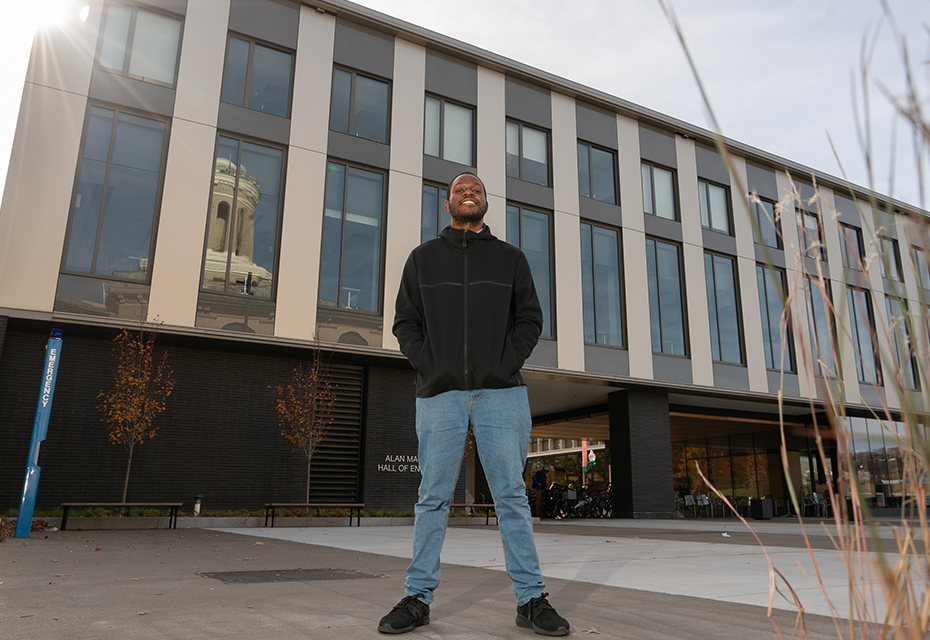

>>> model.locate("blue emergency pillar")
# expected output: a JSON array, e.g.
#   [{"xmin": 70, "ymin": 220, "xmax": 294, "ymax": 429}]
[{"xmin": 15, "ymin": 329, "xmax": 63, "ymax": 538}]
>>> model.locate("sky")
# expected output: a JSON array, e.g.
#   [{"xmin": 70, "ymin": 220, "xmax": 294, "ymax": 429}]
[{"xmin": 0, "ymin": 0, "xmax": 927, "ymax": 211}]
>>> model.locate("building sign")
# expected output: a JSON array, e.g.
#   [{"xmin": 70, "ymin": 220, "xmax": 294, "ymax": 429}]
[{"xmin": 378, "ymin": 454, "xmax": 420, "ymax": 473}]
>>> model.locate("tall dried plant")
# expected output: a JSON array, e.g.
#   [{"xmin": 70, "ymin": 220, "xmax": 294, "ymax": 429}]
[
  {"xmin": 660, "ymin": 1, "xmax": 930, "ymax": 637},
  {"xmin": 274, "ymin": 346, "xmax": 337, "ymax": 503},
  {"xmin": 98, "ymin": 322, "xmax": 174, "ymax": 503}
]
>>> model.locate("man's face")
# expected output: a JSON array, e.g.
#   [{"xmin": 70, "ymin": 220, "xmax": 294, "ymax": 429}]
[{"xmin": 445, "ymin": 174, "xmax": 488, "ymax": 226}]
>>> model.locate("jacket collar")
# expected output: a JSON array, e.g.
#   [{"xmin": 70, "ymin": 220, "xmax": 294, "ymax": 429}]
[{"xmin": 440, "ymin": 224, "xmax": 497, "ymax": 246}]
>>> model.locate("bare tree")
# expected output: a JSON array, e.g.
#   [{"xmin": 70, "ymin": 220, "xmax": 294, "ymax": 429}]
[
  {"xmin": 98, "ymin": 322, "xmax": 174, "ymax": 502},
  {"xmin": 274, "ymin": 346, "xmax": 338, "ymax": 503}
]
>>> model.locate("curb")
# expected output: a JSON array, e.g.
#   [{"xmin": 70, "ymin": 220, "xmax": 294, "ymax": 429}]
[{"xmin": 11, "ymin": 515, "xmax": 529, "ymax": 531}]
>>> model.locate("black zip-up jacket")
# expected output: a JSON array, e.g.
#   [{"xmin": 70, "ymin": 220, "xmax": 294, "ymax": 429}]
[{"xmin": 393, "ymin": 225, "xmax": 543, "ymax": 398}]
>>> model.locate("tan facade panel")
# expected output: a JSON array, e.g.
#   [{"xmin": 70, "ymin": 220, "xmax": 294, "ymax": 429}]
[
  {"xmin": 147, "ymin": 118, "xmax": 218, "ymax": 326},
  {"xmin": 389, "ymin": 39, "xmax": 426, "ymax": 177},
  {"xmin": 381, "ymin": 170, "xmax": 423, "ymax": 352},
  {"xmin": 26, "ymin": 6, "xmax": 98, "ymax": 96},
  {"xmin": 291, "ymin": 7, "xmax": 336, "ymax": 154},
  {"xmin": 0, "ymin": 84, "xmax": 87, "ymax": 312},
  {"xmin": 173, "ymin": 0, "xmax": 229, "ymax": 126},
  {"xmin": 274, "ymin": 147, "xmax": 328, "ymax": 341}
]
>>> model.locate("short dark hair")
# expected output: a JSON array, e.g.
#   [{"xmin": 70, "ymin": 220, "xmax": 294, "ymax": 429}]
[{"xmin": 446, "ymin": 172, "xmax": 485, "ymax": 196}]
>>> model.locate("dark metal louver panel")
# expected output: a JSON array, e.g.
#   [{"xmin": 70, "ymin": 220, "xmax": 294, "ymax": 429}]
[{"xmin": 305, "ymin": 363, "xmax": 363, "ymax": 502}]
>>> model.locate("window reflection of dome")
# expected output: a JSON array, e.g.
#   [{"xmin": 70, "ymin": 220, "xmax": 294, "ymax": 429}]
[{"xmin": 207, "ymin": 155, "xmax": 266, "ymax": 292}]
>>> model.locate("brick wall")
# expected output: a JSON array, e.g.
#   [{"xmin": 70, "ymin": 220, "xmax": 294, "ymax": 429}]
[
  {"xmin": 0, "ymin": 316, "xmax": 7, "ymax": 364},
  {"xmin": 362, "ymin": 366, "xmax": 465, "ymax": 512},
  {"xmin": 0, "ymin": 320, "xmax": 364, "ymax": 512},
  {"xmin": 608, "ymin": 388, "xmax": 675, "ymax": 518}
]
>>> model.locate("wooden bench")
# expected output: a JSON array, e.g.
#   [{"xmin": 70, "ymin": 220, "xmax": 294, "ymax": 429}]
[
  {"xmin": 60, "ymin": 502, "xmax": 182, "ymax": 531},
  {"xmin": 450, "ymin": 503, "xmax": 497, "ymax": 525},
  {"xmin": 264, "ymin": 503, "xmax": 364, "ymax": 527}
]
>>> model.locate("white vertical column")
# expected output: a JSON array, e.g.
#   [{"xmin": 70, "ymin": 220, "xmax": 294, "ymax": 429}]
[
  {"xmin": 897, "ymin": 214, "xmax": 929, "ymax": 394},
  {"xmin": 858, "ymin": 199, "xmax": 900, "ymax": 409},
  {"xmin": 26, "ymin": 0, "xmax": 99, "ymax": 96},
  {"xmin": 730, "ymin": 155, "xmax": 767, "ymax": 392},
  {"xmin": 616, "ymin": 115, "xmax": 652, "ymax": 379},
  {"xmin": 477, "ymin": 67, "xmax": 506, "ymax": 233},
  {"xmin": 0, "ymin": 6, "xmax": 99, "ymax": 311},
  {"xmin": 551, "ymin": 92, "xmax": 583, "ymax": 371},
  {"xmin": 147, "ymin": 121, "xmax": 221, "ymax": 326},
  {"xmin": 172, "ymin": 0, "xmax": 229, "ymax": 127},
  {"xmin": 677, "ymin": 136, "xmax": 713, "ymax": 386},
  {"xmin": 381, "ymin": 39, "xmax": 426, "ymax": 352},
  {"xmin": 775, "ymin": 172, "xmax": 815, "ymax": 399},
  {"xmin": 273, "ymin": 6, "xmax": 336, "ymax": 340},
  {"xmin": 148, "ymin": 0, "xmax": 231, "ymax": 326},
  {"xmin": 288, "ymin": 6, "xmax": 335, "ymax": 155}
]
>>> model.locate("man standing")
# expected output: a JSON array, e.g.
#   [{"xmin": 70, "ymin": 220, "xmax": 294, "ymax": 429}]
[
  {"xmin": 532, "ymin": 467, "xmax": 548, "ymax": 517},
  {"xmin": 378, "ymin": 172, "xmax": 570, "ymax": 636}
]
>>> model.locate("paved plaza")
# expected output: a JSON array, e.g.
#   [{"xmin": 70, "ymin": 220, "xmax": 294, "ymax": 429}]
[{"xmin": 1, "ymin": 517, "xmax": 909, "ymax": 639}]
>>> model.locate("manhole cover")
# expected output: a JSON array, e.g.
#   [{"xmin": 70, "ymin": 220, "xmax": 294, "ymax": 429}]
[{"xmin": 200, "ymin": 569, "xmax": 383, "ymax": 584}]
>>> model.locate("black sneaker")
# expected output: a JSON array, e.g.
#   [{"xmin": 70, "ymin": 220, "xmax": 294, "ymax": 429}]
[
  {"xmin": 516, "ymin": 592, "xmax": 570, "ymax": 636},
  {"xmin": 377, "ymin": 595, "xmax": 430, "ymax": 634}
]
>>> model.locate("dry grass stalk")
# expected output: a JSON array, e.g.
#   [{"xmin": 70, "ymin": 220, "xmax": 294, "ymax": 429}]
[{"xmin": 660, "ymin": 1, "xmax": 930, "ymax": 637}]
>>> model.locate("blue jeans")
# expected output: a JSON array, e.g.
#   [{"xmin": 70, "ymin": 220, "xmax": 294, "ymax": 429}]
[{"xmin": 404, "ymin": 386, "xmax": 545, "ymax": 606}]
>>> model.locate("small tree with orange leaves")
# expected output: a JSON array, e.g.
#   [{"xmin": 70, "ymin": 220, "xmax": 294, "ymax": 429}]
[
  {"xmin": 98, "ymin": 323, "xmax": 174, "ymax": 502},
  {"xmin": 274, "ymin": 347, "xmax": 337, "ymax": 503}
]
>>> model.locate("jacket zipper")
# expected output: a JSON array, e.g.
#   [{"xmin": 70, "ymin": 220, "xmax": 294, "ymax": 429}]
[{"xmin": 462, "ymin": 231, "xmax": 469, "ymax": 388}]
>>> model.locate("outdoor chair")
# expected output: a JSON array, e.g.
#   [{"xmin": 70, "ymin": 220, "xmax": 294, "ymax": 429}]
[
  {"xmin": 683, "ymin": 494, "xmax": 697, "ymax": 517},
  {"xmin": 696, "ymin": 494, "xmax": 711, "ymax": 517},
  {"xmin": 813, "ymin": 492, "xmax": 831, "ymax": 517}
]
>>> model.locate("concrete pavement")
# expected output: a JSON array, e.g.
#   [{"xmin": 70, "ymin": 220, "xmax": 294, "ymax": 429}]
[{"xmin": 0, "ymin": 517, "xmax": 906, "ymax": 639}]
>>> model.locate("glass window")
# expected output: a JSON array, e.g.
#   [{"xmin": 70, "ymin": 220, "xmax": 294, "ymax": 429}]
[
  {"xmin": 800, "ymin": 210, "xmax": 825, "ymax": 260},
  {"xmin": 886, "ymin": 296, "xmax": 917, "ymax": 389},
  {"xmin": 580, "ymin": 222, "xmax": 623, "ymax": 347},
  {"xmin": 646, "ymin": 238, "xmax": 686, "ymax": 356},
  {"xmin": 914, "ymin": 247, "xmax": 930, "ymax": 289},
  {"xmin": 319, "ymin": 162, "xmax": 385, "ymax": 312},
  {"xmin": 880, "ymin": 237, "xmax": 902, "ymax": 281},
  {"xmin": 750, "ymin": 198, "xmax": 780, "ymax": 249},
  {"xmin": 420, "ymin": 183, "xmax": 449, "ymax": 244},
  {"xmin": 506, "ymin": 204, "xmax": 553, "ymax": 337},
  {"xmin": 848, "ymin": 287, "xmax": 880, "ymax": 385},
  {"xmin": 330, "ymin": 68, "xmax": 390, "ymax": 144},
  {"xmin": 506, "ymin": 120, "xmax": 549, "ymax": 187},
  {"xmin": 704, "ymin": 253, "xmax": 742, "ymax": 364},
  {"xmin": 202, "ymin": 136, "xmax": 283, "ymax": 298},
  {"xmin": 222, "ymin": 36, "xmax": 293, "ymax": 118},
  {"xmin": 840, "ymin": 224, "xmax": 864, "ymax": 270},
  {"xmin": 805, "ymin": 277, "xmax": 836, "ymax": 377},
  {"xmin": 846, "ymin": 417, "xmax": 874, "ymax": 498},
  {"xmin": 641, "ymin": 162, "xmax": 676, "ymax": 220},
  {"xmin": 97, "ymin": 1, "xmax": 181, "ymax": 86},
  {"xmin": 698, "ymin": 180, "xmax": 730, "ymax": 234},
  {"xmin": 756, "ymin": 265, "xmax": 794, "ymax": 371},
  {"xmin": 424, "ymin": 96, "xmax": 473, "ymax": 166},
  {"xmin": 577, "ymin": 142, "xmax": 616, "ymax": 204},
  {"xmin": 64, "ymin": 106, "xmax": 168, "ymax": 281}
]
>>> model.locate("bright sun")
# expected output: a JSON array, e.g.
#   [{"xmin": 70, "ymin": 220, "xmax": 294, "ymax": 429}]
[{"xmin": 22, "ymin": 0, "xmax": 87, "ymax": 32}]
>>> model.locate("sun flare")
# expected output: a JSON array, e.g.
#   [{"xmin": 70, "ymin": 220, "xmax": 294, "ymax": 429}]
[{"xmin": 22, "ymin": 0, "xmax": 83, "ymax": 32}]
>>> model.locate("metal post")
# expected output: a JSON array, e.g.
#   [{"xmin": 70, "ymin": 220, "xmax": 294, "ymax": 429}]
[{"xmin": 15, "ymin": 329, "xmax": 63, "ymax": 538}]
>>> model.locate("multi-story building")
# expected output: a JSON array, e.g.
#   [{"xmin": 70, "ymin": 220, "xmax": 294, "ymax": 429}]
[{"xmin": 1, "ymin": 0, "xmax": 926, "ymax": 516}]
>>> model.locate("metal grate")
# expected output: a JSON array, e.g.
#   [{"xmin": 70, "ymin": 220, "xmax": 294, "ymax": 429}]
[{"xmin": 199, "ymin": 568, "xmax": 383, "ymax": 584}]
